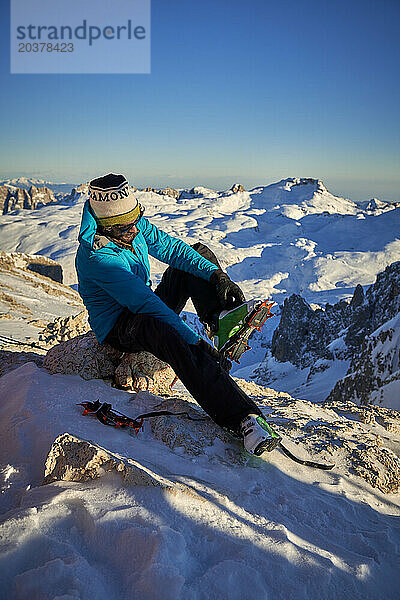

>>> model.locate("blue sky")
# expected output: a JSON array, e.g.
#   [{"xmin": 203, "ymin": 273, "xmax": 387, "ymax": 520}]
[{"xmin": 1, "ymin": 0, "xmax": 399, "ymax": 201}]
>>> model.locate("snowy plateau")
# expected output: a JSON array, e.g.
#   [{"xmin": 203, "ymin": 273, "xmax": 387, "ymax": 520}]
[{"xmin": 0, "ymin": 176, "xmax": 399, "ymax": 600}]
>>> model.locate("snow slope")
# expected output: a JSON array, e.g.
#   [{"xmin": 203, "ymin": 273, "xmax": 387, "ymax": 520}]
[
  {"xmin": 0, "ymin": 362, "xmax": 399, "ymax": 600},
  {"xmin": 0, "ymin": 177, "xmax": 398, "ymax": 301}
]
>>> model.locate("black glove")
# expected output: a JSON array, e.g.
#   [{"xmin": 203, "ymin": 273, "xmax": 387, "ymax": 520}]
[
  {"xmin": 196, "ymin": 338, "xmax": 232, "ymax": 372},
  {"xmin": 210, "ymin": 268, "xmax": 245, "ymax": 310}
]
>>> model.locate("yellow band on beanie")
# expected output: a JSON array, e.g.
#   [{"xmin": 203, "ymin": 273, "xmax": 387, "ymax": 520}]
[{"xmin": 96, "ymin": 203, "xmax": 141, "ymax": 227}]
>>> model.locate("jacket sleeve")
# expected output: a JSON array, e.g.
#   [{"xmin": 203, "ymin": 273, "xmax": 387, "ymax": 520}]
[
  {"xmin": 89, "ymin": 253, "xmax": 200, "ymax": 345},
  {"xmin": 139, "ymin": 218, "xmax": 219, "ymax": 281}
]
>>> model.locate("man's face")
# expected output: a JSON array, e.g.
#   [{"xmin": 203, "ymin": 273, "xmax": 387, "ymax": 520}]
[
  {"xmin": 105, "ymin": 221, "xmax": 140, "ymax": 244},
  {"xmin": 102, "ymin": 205, "xmax": 144, "ymax": 244}
]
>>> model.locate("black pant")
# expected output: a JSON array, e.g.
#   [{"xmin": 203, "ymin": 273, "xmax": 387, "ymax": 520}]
[{"xmin": 105, "ymin": 243, "xmax": 262, "ymax": 432}]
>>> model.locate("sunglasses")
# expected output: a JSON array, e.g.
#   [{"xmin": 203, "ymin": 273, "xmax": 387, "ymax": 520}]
[{"xmin": 104, "ymin": 204, "xmax": 144, "ymax": 235}]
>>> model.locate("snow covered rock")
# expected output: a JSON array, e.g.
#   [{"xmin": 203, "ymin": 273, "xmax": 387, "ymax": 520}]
[
  {"xmin": 43, "ymin": 433, "xmax": 173, "ymax": 488},
  {"xmin": 263, "ymin": 393, "xmax": 400, "ymax": 494},
  {"xmin": 360, "ymin": 197, "xmax": 400, "ymax": 214},
  {"xmin": 0, "ymin": 184, "xmax": 56, "ymax": 214},
  {"xmin": 158, "ymin": 187, "xmax": 180, "ymax": 199},
  {"xmin": 150, "ymin": 397, "xmax": 246, "ymax": 464},
  {"xmin": 230, "ymin": 183, "xmax": 245, "ymax": 193},
  {"xmin": 28, "ymin": 184, "xmax": 55, "ymax": 207},
  {"xmin": 39, "ymin": 310, "xmax": 90, "ymax": 346},
  {"xmin": 43, "ymin": 330, "xmax": 178, "ymax": 394},
  {"xmin": 322, "ymin": 400, "xmax": 400, "ymax": 493},
  {"xmin": 0, "ymin": 251, "xmax": 83, "ymax": 350},
  {"xmin": 326, "ymin": 314, "xmax": 400, "ymax": 409},
  {"xmin": 271, "ymin": 293, "xmax": 351, "ymax": 367}
]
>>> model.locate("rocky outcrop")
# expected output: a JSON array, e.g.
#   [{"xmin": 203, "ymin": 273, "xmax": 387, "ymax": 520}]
[
  {"xmin": 230, "ymin": 183, "xmax": 245, "ymax": 193},
  {"xmin": 42, "ymin": 381, "xmax": 400, "ymax": 494},
  {"xmin": 114, "ymin": 351, "xmax": 177, "ymax": 394},
  {"xmin": 26, "ymin": 260, "xmax": 63, "ymax": 283},
  {"xmin": 38, "ymin": 310, "xmax": 90, "ymax": 346},
  {"xmin": 43, "ymin": 330, "xmax": 178, "ymax": 394},
  {"xmin": 271, "ymin": 294, "xmax": 352, "ymax": 368},
  {"xmin": 0, "ymin": 349, "xmax": 44, "ymax": 378},
  {"xmin": 0, "ymin": 186, "xmax": 10, "ymax": 213},
  {"xmin": 150, "ymin": 396, "xmax": 245, "ymax": 463},
  {"xmin": 322, "ymin": 399, "xmax": 400, "ymax": 493},
  {"xmin": 0, "ymin": 184, "xmax": 56, "ymax": 214},
  {"xmin": 257, "ymin": 390, "xmax": 400, "ymax": 494},
  {"xmin": 158, "ymin": 187, "xmax": 180, "ymax": 199},
  {"xmin": 271, "ymin": 262, "xmax": 400, "ymax": 371},
  {"xmin": 0, "ymin": 251, "xmax": 83, "ymax": 358},
  {"xmin": 326, "ymin": 313, "xmax": 400, "ymax": 406},
  {"xmin": 43, "ymin": 331, "xmax": 122, "ymax": 380},
  {"xmin": 0, "ymin": 251, "xmax": 64, "ymax": 284},
  {"xmin": 43, "ymin": 433, "xmax": 174, "ymax": 487},
  {"xmin": 29, "ymin": 184, "xmax": 55, "ymax": 206},
  {"xmin": 291, "ymin": 177, "xmax": 326, "ymax": 193}
]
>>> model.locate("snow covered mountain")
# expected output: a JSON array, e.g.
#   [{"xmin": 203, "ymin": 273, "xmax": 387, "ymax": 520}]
[
  {"xmin": 0, "ymin": 177, "xmax": 77, "ymax": 194},
  {"xmin": 0, "ymin": 176, "xmax": 399, "ymax": 298},
  {"xmin": 0, "ymin": 176, "xmax": 399, "ymax": 400},
  {"xmin": 254, "ymin": 262, "xmax": 400, "ymax": 408}
]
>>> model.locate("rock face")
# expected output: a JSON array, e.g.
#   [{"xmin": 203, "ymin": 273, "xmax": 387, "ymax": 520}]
[
  {"xmin": 271, "ymin": 294, "xmax": 352, "ymax": 368},
  {"xmin": 43, "ymin": 433, "xmax": 173, "ymax": 488},
  {"xmin": 268, "ymin": 262, "xmax": 400, "ymax": 404},
  {"xmin": 0, "ymin": 251, "xmax": 64, "ymax": 284},
  {"xmin": 0, "ymin": 186, "xmax": 10, "ymax": 213},
  {"xmin": 158, "ymin": 187, "xmax": 180, "ymax": 199},
  {"xmin": 43, "ymin": 331, "xmax": 122, "ymax": 380},
  {"xmin": 230, "ymin": 183, "xmax": 245, "ymax": 193},
  {"xmin": 26, "ymin": 260, "xmax": 63, "ymax": 283},
  {"xmin": 43, "ymin": 330, "xmax": 178, "ymax": 394},
  {"xmin": 39, "ymin": 310, "xmax": 90, "ymax": 346},
  {"xmin": 0, "ymin": 184, "xmax": 56, "ymax": 214},
  {"xmin": 326, "ymin": 313, "xmax": 400, "ymax": 406}
]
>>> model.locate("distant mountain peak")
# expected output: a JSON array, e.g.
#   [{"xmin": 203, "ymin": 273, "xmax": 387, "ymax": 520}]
[{"xmin": 280, "ymin": 177, "xmax": 327, "ymax": 192}]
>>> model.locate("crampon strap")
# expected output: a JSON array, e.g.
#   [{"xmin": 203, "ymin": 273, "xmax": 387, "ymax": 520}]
[
  {"xmin": 278, "ymin": 442, "xmax": 335, "ymax": 470},
  {"xmin": 77, "ymin": 400, "xmax": 207, "ymax": 435}
]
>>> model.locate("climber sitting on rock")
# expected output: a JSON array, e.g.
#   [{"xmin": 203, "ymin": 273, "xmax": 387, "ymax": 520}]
[{"xmin": 75, "ymin": 173, "xmax": 280, "ymax": 456}]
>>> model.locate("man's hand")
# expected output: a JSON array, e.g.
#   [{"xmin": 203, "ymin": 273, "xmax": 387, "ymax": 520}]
[
  {"xmin": 210, "ymin": 268, "xmax": 245, "ymax": 310},
  {"xmin": 196, "ymin": 338, "xmax": 232, "ymax": 372}
]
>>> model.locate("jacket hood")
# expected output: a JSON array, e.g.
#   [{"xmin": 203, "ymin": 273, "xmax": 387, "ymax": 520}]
[{"xmin": 78, "ymin": 201, "xmax": 98, "ymax": 248}]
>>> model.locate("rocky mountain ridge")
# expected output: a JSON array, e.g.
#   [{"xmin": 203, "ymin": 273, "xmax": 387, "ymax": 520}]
[
  {"xmin": 0, "ymin": 184, "xmax": 57, "ymax": 214},
  {"xmin": 256, "ymin": 261, "xmax": 400, "ymax": 407}
]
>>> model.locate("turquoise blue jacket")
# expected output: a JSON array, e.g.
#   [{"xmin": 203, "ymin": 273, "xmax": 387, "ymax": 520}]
[{"xmin": 75, "ymin": 201, "xmax": 218, "ymax": 345}]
